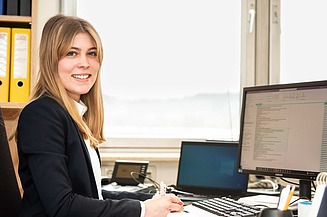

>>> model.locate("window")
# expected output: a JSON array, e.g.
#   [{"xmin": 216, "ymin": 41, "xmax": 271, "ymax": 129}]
[
  {"xmin": 279, "ymin": 0, "xmax": 327, "ymax": 83},
  {"xmin": 77, "ymin": 0, "xmax": 242, "ymax": 141}
]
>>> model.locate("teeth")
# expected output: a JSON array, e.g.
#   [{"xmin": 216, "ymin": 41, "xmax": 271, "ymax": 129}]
[{"xmin": 72, "ymin": 74, "xmax": 90, "ymax": 79}]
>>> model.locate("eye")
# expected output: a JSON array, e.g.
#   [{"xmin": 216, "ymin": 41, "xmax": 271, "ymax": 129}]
[
  {"xmin": 67, "ymin": 51, "xmax": 77, "ymax": 56},
  {"xmin": 88, "ymin": 51, "xmax": 97, "ymax": 57}
]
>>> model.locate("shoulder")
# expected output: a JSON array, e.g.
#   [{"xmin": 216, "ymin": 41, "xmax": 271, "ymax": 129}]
[
  {"xmin": 22, "ymin": 96, "xmax": 66, "ymax": 116},
  {"xmin": 19, "ymin": 96, "xmax": 70, "ymax": 125},
  {"xmin": 25, "ymin": 95, "xmax": 62, "ymax": 111}
]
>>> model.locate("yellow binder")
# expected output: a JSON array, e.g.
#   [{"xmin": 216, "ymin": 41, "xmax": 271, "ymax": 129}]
[
  {"xmin": 0, "ymin": 27, "xmax": 11, "ymax": 102},
  {"xmin": 9, "ymin": 28, "xmax": 31, "ymax": 102}
]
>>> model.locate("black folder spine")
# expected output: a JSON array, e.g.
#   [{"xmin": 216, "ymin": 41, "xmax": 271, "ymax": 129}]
[
  {"xmin": 19, "ymin": 0, "xmax": 31, "ymax": 16},
  {"xmin": 6, "ymin": 0, "xmax": 19, "ymax": 15}
]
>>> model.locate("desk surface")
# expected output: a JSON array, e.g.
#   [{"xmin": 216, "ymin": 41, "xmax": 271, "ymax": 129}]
[
  {"xmin": 168, "ymin": 195, "xmax": 300, "ymax": 217},
  {"xmin": 168, "ymin": 205, "xmax": 217, "ymax": 217}
]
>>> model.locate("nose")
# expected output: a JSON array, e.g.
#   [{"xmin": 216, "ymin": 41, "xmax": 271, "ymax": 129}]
[{"xmin": 78, "ymin": 54, "xmax": 90, "ymax": 68}]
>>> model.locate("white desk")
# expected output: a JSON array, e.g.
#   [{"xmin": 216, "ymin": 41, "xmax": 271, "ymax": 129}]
[
  {"xmin": 168, "ymin": 195, "xmax": 300, "ymax": 217},
  {"xmin": 168, "ymin": 205, "xmax": 218, "ymax": 217}
]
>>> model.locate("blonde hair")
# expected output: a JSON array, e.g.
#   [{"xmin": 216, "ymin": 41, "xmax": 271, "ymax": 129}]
[{"xmin": 32, "ymin": 14, "xmax": 105, "ymax": 147}]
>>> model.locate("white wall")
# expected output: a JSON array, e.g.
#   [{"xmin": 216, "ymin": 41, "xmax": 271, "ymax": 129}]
[{"xmin": 35, "ymin": 0, "xmax": 60, "ymax": 47}]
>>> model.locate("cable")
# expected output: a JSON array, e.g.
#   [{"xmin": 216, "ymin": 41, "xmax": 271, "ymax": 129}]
[
  {"xmin": 259, "ymin": 179, "xmax": 279, "ymax": 191},
  {"xmin": 280, "ymin": 177, "xmax": 299, "ymax": 186},
  {"xmin": 130, "ymin": 171, "xmax": 193, "ymax": 196},
  {"xmin": 130, "ymin": 171, "xmax": 160, "ymax": 190}
]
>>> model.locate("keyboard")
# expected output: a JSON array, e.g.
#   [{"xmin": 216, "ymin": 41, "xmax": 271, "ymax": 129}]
[{"xmin": 192, "ymin": 197, "xmax": 262, "ymax": 217}]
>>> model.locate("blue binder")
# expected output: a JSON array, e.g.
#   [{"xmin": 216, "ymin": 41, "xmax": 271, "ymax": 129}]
[{"xmin": 0, "ymin": 0, "xmax": 5, "ymax": 15}]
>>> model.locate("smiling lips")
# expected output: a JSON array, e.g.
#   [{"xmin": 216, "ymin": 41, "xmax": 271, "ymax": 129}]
[{"xmin": 72, "ymin": 74, "xmax": 91, "ymax": 79}]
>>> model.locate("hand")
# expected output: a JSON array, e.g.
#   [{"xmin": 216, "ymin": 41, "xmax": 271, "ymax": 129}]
[{"xmin": 144, "ymin": 194, "xmax": 184, "ymax": 217}]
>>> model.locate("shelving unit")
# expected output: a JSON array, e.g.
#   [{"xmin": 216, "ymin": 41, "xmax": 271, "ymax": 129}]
[
  {"xmin": 0, "ymin": 0, "xmax": 38, "ymax": 196},
  {"xmin": 0, "ymin": 15, "xmax": 32, "ymax": 23},
  {"xmin": 0, "ymin": 0, "xmax": 38, "ymax": 110}
]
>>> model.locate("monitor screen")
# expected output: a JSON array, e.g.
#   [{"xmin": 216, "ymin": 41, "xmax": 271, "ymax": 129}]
[
  {"xmin": 177, "ymin": 141, "xmax": 248, "ymax": 197},
  {"xmin": 238, "ymin": 80, "xmax": 327, "ymax": 198}
]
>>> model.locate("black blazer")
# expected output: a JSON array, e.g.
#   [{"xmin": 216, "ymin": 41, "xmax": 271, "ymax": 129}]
[{"xmin": 17, "ymin": 96, "xmax": 151, "ymax": 217}]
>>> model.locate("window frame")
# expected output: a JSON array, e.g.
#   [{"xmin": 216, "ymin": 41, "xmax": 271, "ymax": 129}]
[
  {"xmin": 45, "ymin": 0, "xmax": 275, "ymax": 151},
  {"xmin": 101, "ymin": 0, "xmax": 274, "ymax": 150}
]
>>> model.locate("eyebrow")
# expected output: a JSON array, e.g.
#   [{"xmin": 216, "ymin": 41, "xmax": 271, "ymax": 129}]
[{"xmin": 70, "ymin": 46, "xmax": 97, "ymax": 51}]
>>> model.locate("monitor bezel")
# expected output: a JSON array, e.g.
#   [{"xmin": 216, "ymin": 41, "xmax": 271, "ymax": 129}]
[
  {"xmin": 237, "ymin": 80, "xmax": 327, "ymax": 181},
  {"xmin": 176, "ymin": 140, "xmax": 249, "ymax": 197}
]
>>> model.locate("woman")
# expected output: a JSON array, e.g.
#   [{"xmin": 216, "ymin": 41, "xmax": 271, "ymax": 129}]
[{"xmin": 16, "ymin": 14, "xmax": 183, "ymax": 217}]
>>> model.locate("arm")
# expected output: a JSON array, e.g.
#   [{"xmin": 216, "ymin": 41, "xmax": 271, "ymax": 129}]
[
  {"xmin": 102, "ymin": 189, "xmax": 153, "ymax": 201},
  {"xmin": 18, "ymin": 98, "xmax": 141, "ymax": 217}
]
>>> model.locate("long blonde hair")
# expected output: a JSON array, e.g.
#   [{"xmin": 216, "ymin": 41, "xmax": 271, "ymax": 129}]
[{"xmin": 32, "ymin": 14, "xmax": 105, "ymax": 147}]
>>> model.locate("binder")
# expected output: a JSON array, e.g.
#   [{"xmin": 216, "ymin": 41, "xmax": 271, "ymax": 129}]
[
  {"xmin": 0, "ymin": 27, "xmax": 11, "ymax": 102},
  {"xmin": 9, "ymin": 28, "xmax": 31, "ymax": 102},
  {"xmin": 0, "ymin": 0, "xmax": 5, "ymax": 15},
  {"xmin": 19, "ymin": 0, "xmax": 31, "ymax": 16},
  {"xmin": 6, "ymin": 0, "xmax": 19, "ymax": 15}
]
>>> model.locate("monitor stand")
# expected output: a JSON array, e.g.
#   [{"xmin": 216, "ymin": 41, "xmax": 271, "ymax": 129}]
[{"xmin": 299, "ymin": 180, "xmax": 312, "ymax": 200}]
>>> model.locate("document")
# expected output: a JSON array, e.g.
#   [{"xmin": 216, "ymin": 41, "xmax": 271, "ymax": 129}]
[
  {"xmin": 168, "ymin": 205, "xmax": 217, "ymax": 217},
  {"xmin": 0, "ymin": 27, "xmax": 11, "ymax": 102}
]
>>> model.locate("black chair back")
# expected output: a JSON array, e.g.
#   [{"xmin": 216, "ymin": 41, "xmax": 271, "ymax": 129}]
[{"xmin": 0, "ymin": 108, "xmax": 21, "ymax": 217}]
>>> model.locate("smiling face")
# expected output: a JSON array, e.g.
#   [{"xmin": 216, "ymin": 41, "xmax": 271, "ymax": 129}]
[{"xmin": 58, "ymin": 33, "xmax": 100, "ymax": 101}]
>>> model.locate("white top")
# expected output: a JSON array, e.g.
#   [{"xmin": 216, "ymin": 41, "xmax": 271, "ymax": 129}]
[
  {"xmin": 74, "ymin": 101, "xmax": 145, "ymax": 216},
  {"xmin": 75, "ymin": 101, "xmax": 103, "ymax": 200}
]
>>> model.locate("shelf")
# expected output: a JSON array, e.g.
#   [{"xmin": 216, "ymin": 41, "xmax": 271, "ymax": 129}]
[
  {"xmin": 0, "ymin": 102, "xmax": 26, "ymax": 110},
  {"xmin": 0, "ymin": 15, "xmax": 32, "ymax": 23},
  {"xmin": 100, "ymin": 152, "xmax": 180, "ymax": 162}
]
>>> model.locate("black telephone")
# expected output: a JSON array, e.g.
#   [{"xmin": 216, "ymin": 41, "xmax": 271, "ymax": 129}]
[{"xmin": 110, "ymin": 160, "xmax": 149, "ymax": 186}]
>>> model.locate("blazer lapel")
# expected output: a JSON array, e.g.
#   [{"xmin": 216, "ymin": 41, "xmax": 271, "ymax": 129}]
[{"xmin": 72, "ymin": 121, "xmax": 99, "ymax": 199}]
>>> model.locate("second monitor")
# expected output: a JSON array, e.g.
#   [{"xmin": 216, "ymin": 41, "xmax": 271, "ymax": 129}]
[{"xmin": 237, "ymin": 80, "xmax": 327, "ymax": 200}]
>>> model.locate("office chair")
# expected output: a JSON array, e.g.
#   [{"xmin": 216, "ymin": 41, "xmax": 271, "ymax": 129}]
[{"xmin": 0, "ymin": 107, "xmax": 21, "ymax": 217}]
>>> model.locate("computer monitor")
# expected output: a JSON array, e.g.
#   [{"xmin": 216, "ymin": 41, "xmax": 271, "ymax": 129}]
[
  {"xmin": 237, "ymin": 80, "xmax": 327, "ymax": 200},
  {"xmin": 177, "ymin": 141, "xmax": 249, "ymax": 197}
]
